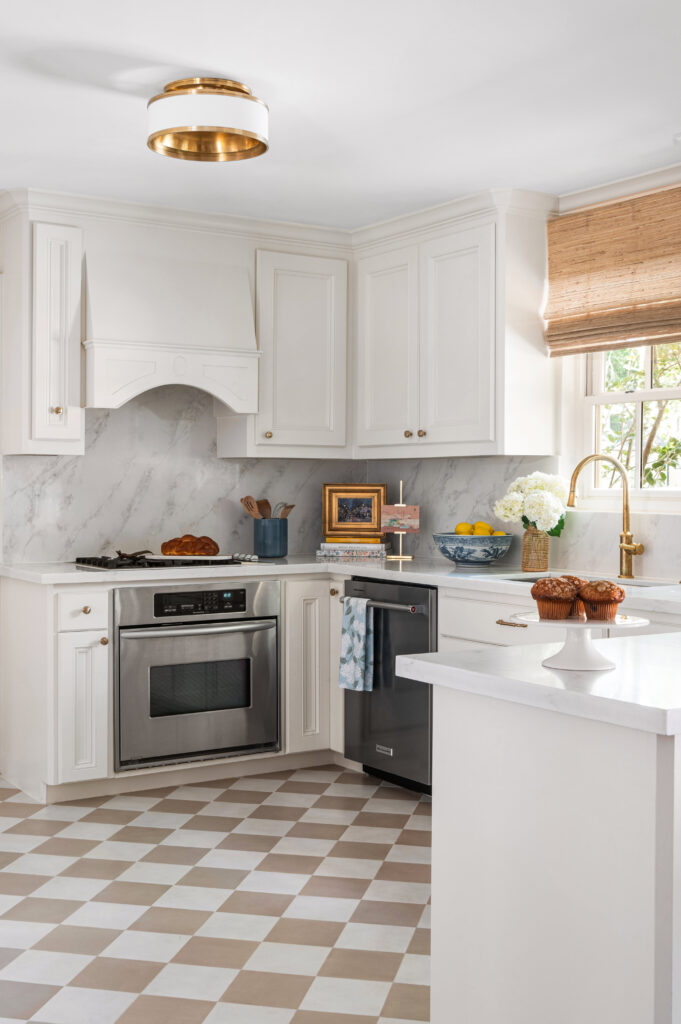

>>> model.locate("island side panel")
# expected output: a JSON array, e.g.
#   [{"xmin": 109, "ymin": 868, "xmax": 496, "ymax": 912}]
[{"xmin": 431, "ymin": 685, "xmax": 660, "ymax": 1024}]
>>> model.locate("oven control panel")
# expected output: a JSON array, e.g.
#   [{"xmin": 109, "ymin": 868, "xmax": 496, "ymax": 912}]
[{"xmin": 154, "ymin": 589, "xmax": 247, "ymax": 617}]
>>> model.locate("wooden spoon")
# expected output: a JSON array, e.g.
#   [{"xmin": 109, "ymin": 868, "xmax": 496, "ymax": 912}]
[
  {"xmin": 256, "ymin": 498, "xmax": 272, "ymax": 518},
  {"xmin": 240, "ymin": 496, "xmax": 262, "ymax": 518},
  {"xmin": 279, "ymin": 504, "xmax": 295, "ymax": 518}
]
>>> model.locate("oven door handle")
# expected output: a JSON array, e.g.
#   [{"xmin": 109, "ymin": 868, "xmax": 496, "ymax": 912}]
[{"xmin": 120, "ymin": 621, "xmax": 276, "ymax": 640}]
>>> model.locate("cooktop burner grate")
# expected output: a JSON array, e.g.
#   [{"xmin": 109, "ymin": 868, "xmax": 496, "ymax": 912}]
[{"xmin": 76, "ymin": 551, "xmax": 242, "ymax": 570}]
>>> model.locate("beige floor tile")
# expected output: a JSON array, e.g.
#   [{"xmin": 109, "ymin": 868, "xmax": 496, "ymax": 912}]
[
  {"xmin": 0, "ymin": 851, "xmax": 20, "ymax": 869},
  {"xmin": 250, "ymin": 805, "xmax": 305, "ymax": 822},
  {"xmin": 0, "ymin": 946, "xmax": 20, "ymax": 969},
  {"xmin": 353, "ymin": 813, "xmax": 411, "ymax": 830},
  {"xmin": 60, "ymin": 857, "xmax": 130, "ymax": 879},
  {"xmin": 329, "ymin": 842, "xmax": 391, "ymax": 861},
  {"xmin": 351, "ymin": 900, "xmax": 423, "ymax": 927},
  {"xmin": 34, "ymin": 924, "xmax": 122, "ymax": 954},
  {"xmin": 278, "ymin": 781, "xmax": 328, "ymax": 795},
  {"xmin": 82, "ymin": 808, "xmax": 141, "ymax": 825},
  {"xmin": 375, "ymin": 862, "xmax": 430, "ymax": 884},
  {"xmin": 265, "ymin": 917, "xmax": 343, "ymax": 947},
  {"xmin": 181, "ymin": 867, "xmax": 249, "ymax": 889},
  {"xmin": 214, "ymin": 789, "xmax": 271, "ymax": 804},
  {"xmin": 93, "ymin": 881, "xmax": 169, "ymax": 905},
  {"xmin": 0, "ymin": 803, "xmax": 42, "ymax": 818},
  {"xmin": 301, "ymin": 876, "xmax": 370, "ymax": 900},
  {"xmin": 381, "ymin": 982, "xmax": 430, "ymax": 1021},
  {"xmin": 217, "ymin": 833, "xmax": 279, "ymax": 852},
  {"xmin": 141, "ymin": 845, "xmax": 205, "ymax": 865},
  {"xmin": 291, "ymin": 1012, "xmax": 378, "ymax": 1024},
  {"xmin": 0, "ymin": 872, "xmax": 45, "ymax": 895},
  {"xmin": 222, "ymin": 969, "xmax": 313, "ymax": 1008},
  {"xmin": 257, "ymin": 854, "xmax": 324, "ymax": 875},
  {"xmin": 286, "ymin": 823, "xmax": 346, "ymax": 841},
  {"xmin": 117, "ymin": 993, "xmax": 214, "ymax": 1023},
  {"xmin": 407, "ymin": 928, "xmax": 430, "ymax": 955},
  {"xmin": 396, "ymin": 829, "xmax": 431, "ymax": 847},
  {"xmin": 4, "ymin": 818, "xmax": 67, "ymax": 836},
  {"xmin": 218, "ymin": 891, "xmax": 293, "ymax": 917},
  {"xmin": 1, "ymin": 896, "xmax": 81, "ymax": 923},
  {"xmin": 0, "ymin": 978, "xmax": 59, "ymax": 1017},
  {"xmin": 111, "ymin": 826, "xmax": 174, "ymax": 845},
  {"xmin": 33, "ymin": 836, "xmax": 99, "ymax": 857},
  {"xmin": 71, "ymin": 955, "xmax": 163, "ymax": 991},
  {"xmin": 181, "ymin": 815, "xmax": 240, "ymax": 832},
  {"xmin": 320, "ymin": 948, "xmax": 402, "ymax": 982},
  {"xmin": 173, "ymin": 936, "xmax": 258, "ymax": 969}
]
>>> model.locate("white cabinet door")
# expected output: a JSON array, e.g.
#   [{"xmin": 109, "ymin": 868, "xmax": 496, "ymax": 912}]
[
  {"xmin": 256, "ymin": 251, "xmax": 347, "ymax": 448},
  {"xmin": 355, "ymin": 247, "xmax": 420, "ymax": 447},
  {"xmin": 32, "ymin": 222, "xmax": 83, "ymax": 444},
  {"xmin": 418, "ymin": 223, "xmax": 495, "ymax": 444},
  {"xmin": 285, "ymin": 580, "xmax": 330, "ymax": 753},
  {"xmin": 57, "ymin": 630, "xmax": 109, "ymax": 783},
  {"xmin": 328, "ymin": 583, "xmax": 345, "ymax": 754}
]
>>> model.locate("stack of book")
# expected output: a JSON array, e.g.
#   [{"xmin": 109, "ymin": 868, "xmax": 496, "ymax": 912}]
[{"xmin": 316, "ymin": 541, "xmax": 390, "ymax": 560}]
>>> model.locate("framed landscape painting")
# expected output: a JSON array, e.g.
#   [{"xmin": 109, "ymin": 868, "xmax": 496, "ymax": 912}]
[{"xmin": 322, "ymin": 483, "xmax": 387, "ymax": 542}]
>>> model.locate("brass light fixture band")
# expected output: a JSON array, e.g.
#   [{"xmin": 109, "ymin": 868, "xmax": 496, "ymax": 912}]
[
  {"xmin": 147, "ymin": 125, "xmax": 268, "ymax": 161},
  {"xmin": 147, "ymin": 79, "xmax": 267, "ymax": 110}
]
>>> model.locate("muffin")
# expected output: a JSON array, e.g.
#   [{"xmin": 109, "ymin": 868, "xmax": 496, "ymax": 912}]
[
  {"xmin": 530, "ymin": 577, "xmax": 578, "ymax": 620},
  {"xmin": 579, "ymin": 580, "xmax": 625, "ymax": 622},
  {"xmin": 560, "ymin": 575, "xmax": 588, "ymax": 619}
]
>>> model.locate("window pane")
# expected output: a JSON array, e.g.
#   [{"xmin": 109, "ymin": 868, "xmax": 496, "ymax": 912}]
[
  {"xmin": 596, "ymin": 403, "xmax": 636, "ymax": 487},
  {"xmin": 652, "ymin": 342, "xmax": 681, "ymax": 389},
  {"xmin": 603, "ymin": 347, "xmax": 646, "ymax": 393},
  {"xmin": 641, "ymin": 400, "xmax": 681, "ymax": 489}
]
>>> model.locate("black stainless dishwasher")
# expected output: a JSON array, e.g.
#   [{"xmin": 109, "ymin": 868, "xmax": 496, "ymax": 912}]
[{"xmin": 343, "ymin": 577, "xmax": 437, "ymax": 791}]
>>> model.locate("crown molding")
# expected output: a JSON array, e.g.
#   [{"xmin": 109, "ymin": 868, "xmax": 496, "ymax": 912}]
[
  {"xmin": 0, "ymin": 188, "xmax": 353, "ymax": 256},
  {"xmin": 558, "ymin": 162, "xmax": 681, "ymax": 213}
]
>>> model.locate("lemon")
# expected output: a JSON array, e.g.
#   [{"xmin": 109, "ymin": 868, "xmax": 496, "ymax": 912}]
[
  {"xmin": 473, "ymin": 527, "xmax": 490, "ymax": 535},
  {"xmin": 454, "ymin": 522, "xmax": 474, "ymax": 535},
  {"xmin": 473, "ymin": 521, "xmax": 494, "ymax": 535},
  {"xmin": 492, "ymin": 530, "xmax": 506, "ymax": 536}
]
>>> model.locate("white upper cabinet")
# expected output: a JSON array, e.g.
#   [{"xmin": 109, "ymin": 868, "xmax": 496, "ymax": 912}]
[
  {"xmin": 32, "ymin": 223, "xmax": 84, "ymax": 445},
  {"xmin": 353, "ymin": 190, "xmax": 557, "ymax": 458},
  {"xmin": 355, "ymin": 247, "xmax": 419, "ymax": 446},
  {"xmin": 218, "ymin": 250, "xmax": 350, "ymax": 458},
  {"xmin": 0, "ymin": 208, "xmax": 84, "ymax": 455},
  {"xmin": 418, "ymin": 224, "xmax": 495, "ymax": 445}
]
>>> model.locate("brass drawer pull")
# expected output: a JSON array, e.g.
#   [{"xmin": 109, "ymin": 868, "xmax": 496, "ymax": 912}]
[
  {"xmin": 52, "ymin": 405, "xmax": 63, "ymax": 415},
  {"xmin": 496, "ymin": 618, "xmax": 528, "ymax": 628},
  {"xmin": 330, "ymin": 588, "xmax": 339, "ymax": 596},
  {"xmin": 100, "ymin": 637, "xmax": 109, "ymax": 646},
  {"xmin": 264, "ymin": 431, "xmax": 273, "ymax": 439},
  {"xmin": 417, "ymin": 429, "xmax": 427, "ymax": 437},
  {"xmin": 404, "ymin": 430, "xmax": 413, "ymax": 438},
  {"xmin": 82, "ymin": 606, "xmax": 92, "ymax": 615}
]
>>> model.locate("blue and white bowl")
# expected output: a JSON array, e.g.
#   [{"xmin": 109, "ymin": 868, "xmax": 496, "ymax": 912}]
[{"xmin": 433, "ymin": 532, "xmax": 513, "ymax": 565}]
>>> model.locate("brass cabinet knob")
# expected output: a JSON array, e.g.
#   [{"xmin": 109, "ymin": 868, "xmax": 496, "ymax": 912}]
[
  {"xmin": 82, "ymin": 606, "xmax": 92, "ymax": 615},
  {"xmin": 99, "ymin": 637, "xmax": 109, "ymax": 646},
  {"xmin": 417, "ymin": 429, "xmax": 427, "ymax": 437},
  {"xmin": 264, "ymin": 431, "xmax": 273, "ymax": 439},
  {"xmin": 330, "ymin": 588, "xmax": 339, "ymax": 596},
  {"xmin": 52, "ymin": 406, "xmax": 63, "ymax": 415},
  {"xmin": 404, "ymin": 430, "xmax": 413, "ymax": 438}
]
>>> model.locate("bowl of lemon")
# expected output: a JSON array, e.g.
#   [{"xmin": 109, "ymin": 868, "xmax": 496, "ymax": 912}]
[{"xmin": 433, "ymin": 521, "xmax": 512, "ymax": 565}]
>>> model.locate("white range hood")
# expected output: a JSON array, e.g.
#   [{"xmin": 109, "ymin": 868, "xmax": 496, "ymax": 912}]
[{"xmin": 84, "ymin": 258, "xmax": 259, "ymax": 412}]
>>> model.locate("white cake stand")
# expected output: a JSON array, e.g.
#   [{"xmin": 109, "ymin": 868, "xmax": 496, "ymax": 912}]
[{"xmin": 510, "ymin": 611, "xmax": 650, "ymax": 671}]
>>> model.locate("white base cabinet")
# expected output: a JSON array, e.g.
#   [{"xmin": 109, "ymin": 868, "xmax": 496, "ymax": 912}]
[
  {"xmin": 57, "ymin": 631, "xmax": 110, "ymax": 783},
  {"xmin": 284, "ymin": 580, "xmax": 331, "ymax": 753},
  {"xmin": 328, "ymin": 581, "xmax": 345, "ymax": 754}
]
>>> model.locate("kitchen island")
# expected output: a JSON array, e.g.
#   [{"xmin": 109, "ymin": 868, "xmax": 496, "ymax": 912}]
[{"xmin": 397, "ymin": 633, "xmax": 681, "ymax": 1024}]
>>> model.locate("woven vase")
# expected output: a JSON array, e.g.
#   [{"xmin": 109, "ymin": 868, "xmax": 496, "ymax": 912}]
[{"xmin": 521, "ymin": 526, "xmax": 550, "ymax": 572}]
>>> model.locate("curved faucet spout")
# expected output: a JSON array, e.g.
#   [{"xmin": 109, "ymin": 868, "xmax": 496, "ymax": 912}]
[{"xmin": 566, "ymin": 454, "xmax": 643, "ymax": 579}]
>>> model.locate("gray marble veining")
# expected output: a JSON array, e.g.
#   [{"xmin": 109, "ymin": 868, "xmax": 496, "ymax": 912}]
[{"xmin": 2, "ymin": 386, "xmax": 680, "ymax": 581}]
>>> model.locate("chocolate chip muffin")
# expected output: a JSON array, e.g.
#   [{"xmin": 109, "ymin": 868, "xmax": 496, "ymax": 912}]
[
  {"xmin": 579, "ymin": 580, "xmax": 625, "ymax": 621},
  {"xmin": 560, "ymin": 575, "xmax": 588, "ymax": 619},
  {"xmin": 530, "ymin": 577, "xmax": 578, "ymax": 620}
]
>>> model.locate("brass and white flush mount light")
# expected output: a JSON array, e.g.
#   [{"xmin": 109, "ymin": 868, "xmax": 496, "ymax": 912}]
[{"xmin": 147, "ymin": 78, "xmax": 269, "ymax": 161}]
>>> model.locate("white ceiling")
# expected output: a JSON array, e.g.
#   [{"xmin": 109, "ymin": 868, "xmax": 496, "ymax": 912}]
[{"xmin": 2, "ymin": 0, "xmax": 681, "ymax": 229}]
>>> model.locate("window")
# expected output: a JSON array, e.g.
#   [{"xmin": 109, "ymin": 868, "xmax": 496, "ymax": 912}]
[{"xmin": 586, "ymin": 342, "xmax": 681, "ymax": 494}]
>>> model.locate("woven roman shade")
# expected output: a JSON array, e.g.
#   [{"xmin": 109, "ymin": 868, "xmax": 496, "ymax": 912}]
[{"xmin": 544, "ymin": 186, "xmax": 681, "ymax": 356}]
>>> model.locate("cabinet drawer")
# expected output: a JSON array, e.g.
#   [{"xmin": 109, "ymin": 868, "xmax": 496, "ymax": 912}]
[
  {"xmin": 439, "ymin": 594, "xmax": 568, "ymax": 646},
  {"xmin": 57, "ymin": 591, "xmax": 109, "ymax": 632}
]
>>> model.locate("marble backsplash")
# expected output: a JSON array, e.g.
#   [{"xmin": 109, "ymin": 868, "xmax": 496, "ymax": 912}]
[{"xmin": 1, "ymin": 386, "xmax": 680, "ymax": 581}]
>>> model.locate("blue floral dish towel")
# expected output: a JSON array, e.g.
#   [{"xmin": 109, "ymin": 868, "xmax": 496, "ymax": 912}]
[{"xmin": 338, "ymin": 597, "xmax": 375, "ymax": 691}]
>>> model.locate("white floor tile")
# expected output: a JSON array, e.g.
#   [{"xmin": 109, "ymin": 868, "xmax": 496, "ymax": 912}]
[
  {"xmin": 386, "ymin": 844, "xmax": 431, "ymax": 864},
  {"xmin": 364, "ymin": 799, "xmax": 419, "ymax": 815},
  {"xmin": 0, "ymin": 819, "xmax": 23, "ymax": 836},
  {"xmin": 238, "ymin": 871, "xmax": 309, "ymax": 896},
  {"xmin": 102, "ymin": 929, "xmax": 188, "ymax": 962},
  {"xmin": 336, "ymin": 922, "xmax": 414, "ymax": 953},
  {"xmin": 342, "ymin": 826, "xmax": 401, "ymax": 845},
  {"xmin": 31, "ymin": 985, "xmax": 136, "ymax": 1024},
  {"xmin": 196, "ymin": 911, "xmax": 278, "ymax": 942},
  {"xmin": 301, "ymin": 975, "xmax": 391, "ymax": 1016},
  {"xmin": 262, "ymin": 792, "xmax": 319, "ymax": 809},
  {"xmin": 56, "ymin": 822, "xmax": 121, "ymax": 842},
  {"xmin": 2, "ymin": 853, "xmax": 77, "ymax": 876},
  {"xmin": 418, "ymin": 904, "xmax": 431, "ymax": 929},
  {"xmin": 325, "ymin": 783, "xmax": 379, "ymax": 799},
  {"xmin": 116, "ymin": 861, "xmax": 190, "ymax": 885},
  {"xmin": 0, "ymin": 834, "xmax": 45, "ymax": 853},
  {"xmin": 0, "ymin": 894, "xmax": 22, "ymax": 915},
  {"xmin": 155, "ymin": 885, "xmax": 228, "ymax": 912},
  {"xmin": 233, "ymin": 819, "xmax": 293, "ymax": 837},
  {"xmin": 197, "ymin": 802, "xmax": 258, "ymax": 818},
  {"xmin": 289, "ymin": 770, "xmax": 342, "ymax": 783},
  {"xmin": 394, "ymin": 952, "xmax": 430, "ymax": 986},
  {"xmin": 270, "ymin": 836, "xmax": 335, "ymax": 857},
  {"xmin": 84, "ymin": 840, "xmax": 154, "ymax": 861},
  {"xmin": 283, "ymin": 895, "xmax": 358, "ymax": 922},
  {"xmin": 300, "ymin": 808, "xmax": 358, "ymax": 826},
  {"xmin": 102, "ymin": 795, "xmax": 161, "ymax": 811},
  {"xmin": 232, "ymin": 778, "xmax": 283, "ymax": 792},
  {"xmin": 64, "ymin": 901, "xmax": 145, "ymax": 931},
  {"xmin": 364, "ymin": 879, "xmax": 431, "ymax": 904},
  {"xmin": 30, "ymin": 805, "xmax": 90, "ymax": 822},
  {"xmin": 144, "ymin": 962, "xmax": 237, "ymax": 1000},
  {"xmin": 204, "ymin": 1003, "xmax": 294, "ymax": 1023},
  {"xmin": 0, "ymin": 920, "xmax": 55, "ymax": 950},
  {"xmin": 130, "ymin": 811, "xmax": 192, "ymax": 829},
  {"xmin": 315, "ymin": 857, "xmax": 381, "ymax": 879},
  {"xmin": 31, "ymin": 876, "xmax": 110, "ymax": 901},
  {"xmin": 0, "ymin": 949, "xmax": 92, "ymax": 986},
  {"xmin": 167, "ymin": 786, "xmax": 226, "ymax": 801},
  {"xmin": 244, "ymin": 941, "xmax": 329, "ymax": 976},
  {"xmin": 197, "ymin": 849, "xmax": 266, "ymax": 871},
  {"xmin": 160, "ymin": 830, "xmax": 224, "ymax": 849},
  {"xmin": 405, "ymin": 814, "xmax": 431, "ymax": 831}
]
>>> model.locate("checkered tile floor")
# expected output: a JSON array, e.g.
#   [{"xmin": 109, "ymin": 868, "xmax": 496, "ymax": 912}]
[{"xmin": 0, "ymin": 765, "xmax": 431, "ymax": 1023}]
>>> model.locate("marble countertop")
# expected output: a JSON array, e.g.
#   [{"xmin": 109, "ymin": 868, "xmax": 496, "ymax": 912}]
[
  {"xmin": 397, "ymin": 631, "xmax": 681, "ymax": 735},
  {"xmin": 2, "ymin": 555, "xmax": 681, "ymax": 615}
]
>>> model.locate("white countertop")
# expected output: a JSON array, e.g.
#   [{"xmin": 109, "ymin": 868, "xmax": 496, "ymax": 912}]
[
  {"xmin": 2, "ymin": 555, "xmax": 681, "ymax": 615},
  {"xmin": 397, "ymin": 631, "xmax": 681, "ymax": 735}
]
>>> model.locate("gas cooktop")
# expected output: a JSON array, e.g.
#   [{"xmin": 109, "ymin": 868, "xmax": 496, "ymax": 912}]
[{"xmin": 75, "ymin": 550, "xmax": 248, "ymax": 571}]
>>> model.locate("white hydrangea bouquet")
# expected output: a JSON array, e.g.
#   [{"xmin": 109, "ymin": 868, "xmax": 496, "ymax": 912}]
[
  {"xmin": 494, "ymin": 472, "xmax": 569, "ymax": 571},
  {"xmin": 494, "ymin": 472, "xmax": 569, "ymax": 536}
]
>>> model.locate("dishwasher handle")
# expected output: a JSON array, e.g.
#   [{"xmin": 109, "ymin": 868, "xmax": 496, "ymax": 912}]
[
  {"xmin": 120, "ymin": 621, "xmax": 276, "ymax": 640},
  {"xmin": 339, "ymin": 597, "xmax": 425, "ymax": 615}
]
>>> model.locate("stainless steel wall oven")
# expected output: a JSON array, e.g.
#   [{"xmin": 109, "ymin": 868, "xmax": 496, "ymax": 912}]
[{"xmin": 114, "ymin": 581, "xmax": 280, "ymax": 770}]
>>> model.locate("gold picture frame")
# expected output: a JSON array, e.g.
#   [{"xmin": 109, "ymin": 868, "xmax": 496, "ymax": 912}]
[{"xmin": 322, "ymin": 483, "xmax": 387, "ymax": 543}]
